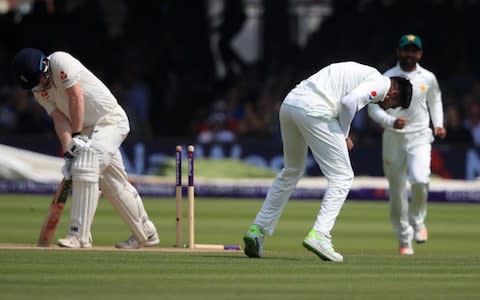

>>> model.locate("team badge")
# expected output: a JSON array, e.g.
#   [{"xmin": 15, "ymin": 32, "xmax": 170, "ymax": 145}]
[
  {"xmin": 41, "ymin": 91, "xmax": 48, "ymax": 97},
  {"xmin": 60, "ymin": 71, "xmax": 68, "ymax": 81},
  {"xmin": 419, "ymin": 83, "xmax": 428, "ymax": 92},
  {"xmin": 368, "ymin": 91, "xmax": 377, "ymax": 100}
]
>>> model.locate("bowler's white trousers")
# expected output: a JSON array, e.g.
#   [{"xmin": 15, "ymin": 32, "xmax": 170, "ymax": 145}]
[
  {"xmin": 382, "ymin": 128, "xmax": 432, "ymax": 243},
  {"xmin": 254, "ymin": 103, "xmax": 353, "ymax": 237}
]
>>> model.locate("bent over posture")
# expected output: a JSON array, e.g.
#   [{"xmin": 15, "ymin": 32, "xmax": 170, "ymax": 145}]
[
  {"xmin": 243, "ymin": 62, "xmax": 413, "ymax": 262},
  {"xmin": 12, "ymin": 48, "xmax": 159, "ymax": 249}
]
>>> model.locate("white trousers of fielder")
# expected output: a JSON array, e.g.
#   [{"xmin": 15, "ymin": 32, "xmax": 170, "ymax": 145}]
[
  {"xmin": 382, "ymin": 128, "xmax": 432, "ymax": 244},
  {"xmin": 254, "ymin": 103, "xmax": 353, "ymax": 238}
]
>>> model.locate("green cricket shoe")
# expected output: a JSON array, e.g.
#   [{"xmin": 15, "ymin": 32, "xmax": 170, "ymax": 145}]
[
  {"xmin": 302, "ymin": 229, "xmax": 343, "ymax": 262},
  {"xmin": 243, "ymin": 224, "xmax": 264, "ymax": 258}
]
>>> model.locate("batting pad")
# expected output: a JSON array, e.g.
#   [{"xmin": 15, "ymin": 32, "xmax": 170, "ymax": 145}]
[
  {"xmin": 100, "ymin": 165, "xmax": 156, "ymax": 243},
  {"xmin": 70, "ymin": 147, "xmax": 99, "ymax": 245}
]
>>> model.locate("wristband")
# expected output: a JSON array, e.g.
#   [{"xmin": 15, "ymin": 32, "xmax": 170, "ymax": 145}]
[{"xmin": 72, "ymin": 132, "xmax": 81, "ymax": 138}]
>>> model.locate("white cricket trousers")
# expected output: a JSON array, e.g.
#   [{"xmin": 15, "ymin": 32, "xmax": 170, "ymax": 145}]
[
  {"xmin": 254, "ymin": 103, "xmax": 353, "ymax": 237},
  {"xmin": 382, "ymin": 128, "xmax": 433, "ymax": 243},
  {"xmin": 85, "ymin": 110, "xmax": 155, "ymax": 242}
]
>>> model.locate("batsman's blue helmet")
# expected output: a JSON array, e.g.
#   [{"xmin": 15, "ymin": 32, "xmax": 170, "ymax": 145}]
[{"xmin": 12, "ymin": 48, "xmax": 47, "ymax": 90}]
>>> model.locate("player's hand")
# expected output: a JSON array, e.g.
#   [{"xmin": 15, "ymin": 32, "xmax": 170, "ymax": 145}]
[
  {"xmin": 66, "ymin": 135, "xmax": 90, "ymax": 157},
  {"xmin": 346, "ymin": 137, "xmax": 354, "ymax": 151},
  {"xmin": 434, "ymin": 127, "xmax": 447, "ymax": 138},
  {"xmin": 62, "ymin": 152, "xmax": 74, "ymax": 180},
  {"xmin": 393, "ymin": 117, "xmax": 408, "ymax": 129}
]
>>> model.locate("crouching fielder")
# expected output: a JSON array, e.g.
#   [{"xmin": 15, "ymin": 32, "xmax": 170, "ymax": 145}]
[{"xmin": 12, "ymin": 48, "xmax": 159, "ymax": 249}]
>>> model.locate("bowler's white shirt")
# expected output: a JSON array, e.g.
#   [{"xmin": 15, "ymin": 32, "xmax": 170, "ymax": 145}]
[
  {"xmin": 368, "ymin": 63, "xmax": 443, "ymax": 133},
  {"xmin": 284, "ymin": 61, "xmax": 391, "ymax": 118},
  {"xmin": 33, "ymin": 51, "xmax": 124, "ymax": 128}
]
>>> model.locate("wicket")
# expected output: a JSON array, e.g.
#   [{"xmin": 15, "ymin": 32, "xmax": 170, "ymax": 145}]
[
  {"xmin": 175, "ymin": 145, "xmax": 183, "ymax": 248},
  {"xmin": 175, "ymin": 145, "xmax": 241, "ymax": 251}
]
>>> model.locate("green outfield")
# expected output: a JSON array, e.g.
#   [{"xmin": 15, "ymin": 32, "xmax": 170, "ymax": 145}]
[{"xmin": 0, "ymin": 195, "xmax": 479, "ymax": 300}]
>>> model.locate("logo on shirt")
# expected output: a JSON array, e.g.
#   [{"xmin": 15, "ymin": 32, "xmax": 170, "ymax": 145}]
[
  {"xmin": 41, "ymin": 91, "xmax": 48, "ymax": 98},
  {"xmin": 60, "ymin": 71, "xmax": 68, "ymax": 81},
  {"xmin": 368, "ymin": 91, "xmax": 377, "ymax": 100},
  {"xmin": 419, "ymin": 83, "xmax": 428, "ymax": 92}
]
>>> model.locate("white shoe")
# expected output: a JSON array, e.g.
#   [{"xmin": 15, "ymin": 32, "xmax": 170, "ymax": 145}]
[
  {"xmin": 399, "ymin": 229, "xmax": 414, "ymax": 255},
  {"xmin": 302, "ymin": 229, "xmax": 343, "ymax": 262},
  {"xmin": 414, "ymin": 227, "xmax": 428, "ymax": 244},
  {"xmin": 399, "ymin": 244, "xmax": 414, "ymax": 255},
  {"xmin": 115, "ymin": 232, "xmax": 160, "ymax": 249},
  {"xmin": 57, "ymin": 234, "xmax": 92, "ymax": 248}
]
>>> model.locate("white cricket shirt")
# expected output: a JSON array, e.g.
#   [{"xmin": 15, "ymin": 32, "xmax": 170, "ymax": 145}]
[
  {"xmin": 284, "ymin": 61, "xmax": 391, "ymax": 119},
  {"xmin": 368, "ymin": 63, "xmax": 443, "ymax": 133},
  {"xmin": 33, "ymin": 51, "xmax": 124, "ymax": 128}
]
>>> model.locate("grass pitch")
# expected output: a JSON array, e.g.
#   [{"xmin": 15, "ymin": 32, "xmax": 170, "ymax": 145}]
[{"xmin": 0, "ymin": 195, "xmax": 479, "ymax": 300}]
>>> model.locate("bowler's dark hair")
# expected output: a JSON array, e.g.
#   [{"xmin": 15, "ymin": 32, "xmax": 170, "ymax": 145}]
[{"xmin": 390, "ymin": 76, "xmax": 413, "ymax": 109}]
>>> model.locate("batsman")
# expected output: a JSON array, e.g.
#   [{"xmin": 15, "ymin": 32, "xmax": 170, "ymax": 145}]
[{"xmin": 12, "ymin": 48, "xmax": 159, "ymax": 249}]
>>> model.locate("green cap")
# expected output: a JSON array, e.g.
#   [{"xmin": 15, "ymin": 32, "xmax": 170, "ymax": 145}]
[{"xmin": 399, "ymin": 34, "xmax": 422, "ymax": 50}]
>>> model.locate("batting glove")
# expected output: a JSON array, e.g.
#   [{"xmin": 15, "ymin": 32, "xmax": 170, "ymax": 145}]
[
  {"xmin": 65, "ymin": 134, "xmax": 91, "ymax": 157},
  {"xmin": 62, "ymin": 152, "xmax": 74, "ymax": 180}
]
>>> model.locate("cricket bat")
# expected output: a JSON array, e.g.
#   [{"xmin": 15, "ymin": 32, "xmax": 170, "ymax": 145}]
[{"xmin": 37, "ymin": 178, "xmax": 72, "ymax": 247}]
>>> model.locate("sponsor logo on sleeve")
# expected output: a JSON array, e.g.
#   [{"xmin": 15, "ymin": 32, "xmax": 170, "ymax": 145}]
[{"xmin": 368, "ymin": 91, "xmax": 377, "ymax": 100}]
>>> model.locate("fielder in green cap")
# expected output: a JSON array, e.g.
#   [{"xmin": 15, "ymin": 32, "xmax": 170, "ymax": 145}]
[
  {"xmin": 368, "ymin": 34, "xmax": 446, "ymax": 256},
  {"xmin": 399, "ymin": 34, "xmax": 423, "ymax": 50}
]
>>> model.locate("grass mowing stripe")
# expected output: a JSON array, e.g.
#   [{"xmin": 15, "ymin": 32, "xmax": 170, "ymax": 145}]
[
  {"xmin": 0, "ymin": 195, "xmax": 479, "ymax": 300},
  {"xmin": 1, "ymin": 251, "xmax": 478, "ymax": 300}
]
